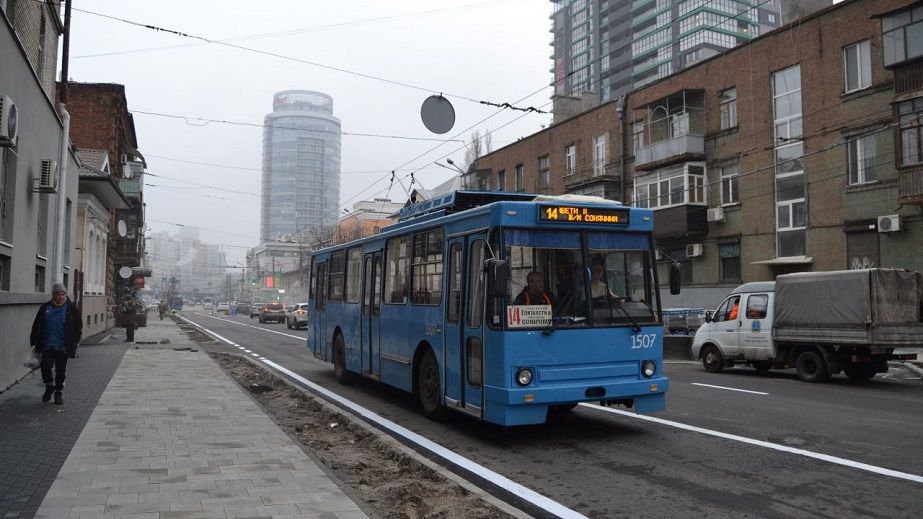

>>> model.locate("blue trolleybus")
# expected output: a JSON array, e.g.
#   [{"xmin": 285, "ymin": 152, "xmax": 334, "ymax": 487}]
[{"xmin": 307, "ymin": 191, "xmax": 679, "ymax": 426}]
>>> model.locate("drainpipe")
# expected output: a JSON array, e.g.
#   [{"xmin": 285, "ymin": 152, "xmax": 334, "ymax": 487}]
[
  {"xmin": 52, "ymin": 103, "xmax": 70, "ymax": 284},
  {"xmin": 616, "ymin": 94, "xmax": 628, "ymax": 204}
]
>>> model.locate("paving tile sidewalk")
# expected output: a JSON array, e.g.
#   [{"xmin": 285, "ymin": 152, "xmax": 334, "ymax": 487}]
[{"xmin": 34, "ymin": 318, "xmax": 368, "ymax": 519}]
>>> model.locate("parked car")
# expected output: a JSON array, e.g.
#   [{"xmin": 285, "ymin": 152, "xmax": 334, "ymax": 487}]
[
  {"xmin": 249, "ymin": 303, "xmax": 262, "ymax": 318},
  {"xmin": 259, "ymin": 303, "xmax": 286, "ymax": 324},
  {"xmin": 286, "ymin": 303, "xmax": 309, "ymax": 329},
  {"xmin": 217, "ymin": 302, "xmax": 230, "ymax": 315},
  {"xmin": 235, "ymin": 302, "xmax": 251, "ymax": 315}
]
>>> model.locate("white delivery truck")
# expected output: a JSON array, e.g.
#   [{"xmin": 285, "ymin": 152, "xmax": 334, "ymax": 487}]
[{"xmin": 691, "ymin": 269, "xmax": 921, "ymax": 382}]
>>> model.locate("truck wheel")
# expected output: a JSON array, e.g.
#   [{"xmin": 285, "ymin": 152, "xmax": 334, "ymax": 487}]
[
  {"xmin": 702, "ymin": 345, "xmax": 725, "ymax": 373},
  {"xmin": 795, "ymin": 350, "xmax": 830, "ymax": 383},
  {"xmin": 752, "ymin": 361, "xmax": 772, "ymax": 374},
  {"xmin": 333, "ymin": 335, "xmax": 355, "ymax": 385},
  {"xmin": 844, "ymin": 363, "xmax": 876, "ymax": 382},
  {"xmin": 417, "ymin": 349, "xmax": 448, "ymax": 421}
]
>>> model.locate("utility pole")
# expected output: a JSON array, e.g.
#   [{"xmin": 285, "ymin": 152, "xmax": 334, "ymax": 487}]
[{"xmin": 271, "ymin": 256, "xmax": 276, "ymax": 301}]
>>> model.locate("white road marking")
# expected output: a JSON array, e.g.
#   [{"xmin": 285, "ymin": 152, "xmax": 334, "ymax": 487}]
[
  {"xmin": 206, "ymin": 314, "xmax": 305, "ymax": 341},
  {"xmin": 178, "ymin": 313, "xmax": 586, "ymax": 519},
  {"xmin": 243, "ymin": 349, "xmax": 252, "ymax": 353},
  {"xmin": 261, "ymin": 359, "xmax": 589, "ymax": 519},
  {"xmin": 584, "ymin": 404, "xmax": 923, "ymax": 485},
  {"xmin": 691, "ymin": 383, "xmax": 769, "ymax": 395}
]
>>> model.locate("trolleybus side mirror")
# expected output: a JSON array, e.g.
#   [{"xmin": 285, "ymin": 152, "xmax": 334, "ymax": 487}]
[
  {"xmin": 486, "ymin": 259, "xmax": 510, "ymax": 297},
  {"xmin": 669, "ymin": 262, "xmax": 681, "ymax": 295}
]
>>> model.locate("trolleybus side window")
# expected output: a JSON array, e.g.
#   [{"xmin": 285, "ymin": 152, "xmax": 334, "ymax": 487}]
[
  {"xmin": 346, "ymin": 248, "xmax": 361, "ymax": 303},
  {"xmin": 314, "ymin": 261, "xmax": 327, "ymax": 311},
  {"xmin": 446, "ymin": 242, "xmax": 463, "ymax": 324},
  {"xmin": 411, "ymin": 229, "xmax": 443, "ymax": 305},
  {"xmin": 385, "ymin": 236, "xmax": 410, "ymax": 304},
  {"xmin": 466, "ymin": 240, "xmax": 485, "ymax": 328},
  {"xmin": 329, "ymin": 251, "xmax": 345, "ymax": 302}
]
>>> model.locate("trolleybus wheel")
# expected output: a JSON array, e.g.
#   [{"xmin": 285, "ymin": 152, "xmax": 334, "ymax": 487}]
[
  {"xmin": 417, "ymin": 349, "xmax": 448, "ymax": 420},
  {"xmin": 333, "ymin": 335, "xmax": 355, "ymax": 385}
]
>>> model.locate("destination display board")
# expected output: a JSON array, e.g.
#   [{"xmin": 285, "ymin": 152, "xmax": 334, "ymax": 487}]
[{"xmin": 538, "ymin": 205, "xmax": 630, "ymax": 225}]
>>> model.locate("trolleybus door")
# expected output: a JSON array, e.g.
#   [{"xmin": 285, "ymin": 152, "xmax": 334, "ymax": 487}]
[
  {"xmin": 313, "ymin": 261, "xmax": 328, "ymax": 360},
  {"xmin": 444, "ymin": 234, "xmax": 486, "ymax": 418},
  {"xmin": 360, "ymin": 251, "xmax": 383, "ymax": 379}
]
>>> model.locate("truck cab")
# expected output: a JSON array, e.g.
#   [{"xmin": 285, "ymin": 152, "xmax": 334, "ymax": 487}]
[{"xmin": 692, "ymin": 282, "xmax": 776, "ymax": 373}]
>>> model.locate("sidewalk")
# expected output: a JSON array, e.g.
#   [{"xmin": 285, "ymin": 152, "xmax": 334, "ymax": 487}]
[{"xmin": 18, "ymin": 318, "xmax": 367, "ymax": 519}]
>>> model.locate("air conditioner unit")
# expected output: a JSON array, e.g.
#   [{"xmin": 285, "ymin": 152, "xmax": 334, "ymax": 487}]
[
  {"xmin": 685, "ymin": 243, "xmax": 703, "ymax": 258},
  {"xmin": 0, "ymin": 95, "xmax": 18, "ymax": 147},
  {"xmin": 34, "ymin": 159, "xmax": 58, "ymax": 193},
  {"xmin": 707, "ymin": 207, "xmax": 725, "ymax": 223},
  {"xmin": 877, "ymin": 214, "xmax": 901, "ymax": 233}
]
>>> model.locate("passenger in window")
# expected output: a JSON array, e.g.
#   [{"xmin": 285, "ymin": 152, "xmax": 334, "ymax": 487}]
[
  {"xmin": 590, "ymin": 265, "xmax": 619, "ymax": 301},
  {"xmin": 728, "ymin": 298, "xmax": 740, "ymax": 320},
  {"xmin": 514, "ymin": 271, "xmax": 557, "ymax": 307}
]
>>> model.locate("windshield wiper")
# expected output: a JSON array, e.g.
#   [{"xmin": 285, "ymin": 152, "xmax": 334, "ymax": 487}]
[
  {"xmin": 542, "ymin": 316, "xmax": 586, "ymax": 336},
  {"xmin": 610, "ymin": 298, "xmax": 642, "ymax": 333}
]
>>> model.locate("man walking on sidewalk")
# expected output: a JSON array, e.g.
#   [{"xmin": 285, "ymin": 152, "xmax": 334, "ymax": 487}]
[
  {"xmin": 30, "ymin": 283, "xmax": 82, "ymax": 405},
  {"xmin": 122, "ymin": 299, "xmax": 137, "ymax": 342}
]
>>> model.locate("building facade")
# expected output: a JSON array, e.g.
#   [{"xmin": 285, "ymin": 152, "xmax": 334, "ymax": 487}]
[
  {"xmin": 478, "ymin": 0, "xmax": 923, "ymax": 308},
  {"xmin": 261, "ymin": 90, "xmax": 341, "ymax": 242},
  {"xmin": 1, "ymin": 0, "xmax": 81, "ymax": 389},
  {"xmin": 550, "ymin": 0, "xmax": 829, "ymax": 122},
  {"xmin": 146, "ymin": 229, "xmax": 227, "ymax": 300}
]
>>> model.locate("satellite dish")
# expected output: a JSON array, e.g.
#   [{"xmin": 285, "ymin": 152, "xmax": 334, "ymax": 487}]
[
  {"xmin": 118, "ymin": 266, "xmax": 133, "ymax": 279},
  {"xmin": 421, "ymin": 95, "xmax": 455, "ymax": 134},
  {"xmin": 117, "ymin": 220, "xmax": 127, "ymax": 237}
]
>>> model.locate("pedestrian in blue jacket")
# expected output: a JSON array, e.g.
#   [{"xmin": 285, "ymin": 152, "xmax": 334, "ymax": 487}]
[{"xmin": 30, "ymin": 283, "xmax": 82, "ymax": 405}]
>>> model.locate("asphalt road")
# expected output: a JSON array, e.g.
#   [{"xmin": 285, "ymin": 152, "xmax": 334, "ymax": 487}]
[{"xmin": 181, "ymin": 309, "xmax": 923, "ymax": 519}]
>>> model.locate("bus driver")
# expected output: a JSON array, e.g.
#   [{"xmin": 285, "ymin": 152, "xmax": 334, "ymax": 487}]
[{"xmin": 514, "ymin": 271, "xmax": 557, "ymax": 307}]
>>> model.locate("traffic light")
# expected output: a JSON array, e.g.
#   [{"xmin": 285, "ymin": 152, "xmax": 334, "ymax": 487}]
[{"xmin": 250, "ymin": 276, "xmax": 256, "ymax": 286}]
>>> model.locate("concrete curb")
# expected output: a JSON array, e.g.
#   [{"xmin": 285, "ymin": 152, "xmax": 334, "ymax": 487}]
[{"xmin": 223, "ymin": 351, "xmax": 536, "ymax": 519}]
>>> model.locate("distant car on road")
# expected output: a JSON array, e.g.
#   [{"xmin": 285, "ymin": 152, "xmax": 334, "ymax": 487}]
[
  {"xmin": 286, "ymin": 303, "xmax": 309, "ymax": 329},
  {"xmin": 217, "ymin": 302, "xmax": 230, "ymax": 315},
  {"xmin": 259, "ymin": 303, "xmax": 286, "ymax": 324},
  {"xmin": 249, "ymin": 303, "xmax": 262, "ymax": 319},
  {"xmin": 235, "ymin": 302, "xmax": 251, "ymax": 315}
]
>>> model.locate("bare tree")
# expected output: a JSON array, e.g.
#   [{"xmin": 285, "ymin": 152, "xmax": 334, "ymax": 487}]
[{"xmin": 462, "ymin": 129, "xmax": 493, "ymax": 172}]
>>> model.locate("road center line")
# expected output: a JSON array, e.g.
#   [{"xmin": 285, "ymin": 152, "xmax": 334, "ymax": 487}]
[
  {"xmin": 583, "ymin": 404, "xmax": 923, "ymax": 485},
  {"xmin": 204, "ymin": 313, "xmax": 305, "ymax": 341},
  {"xmin": 691, "ymin": 383, "xmax": 769, "ymax": 395}
]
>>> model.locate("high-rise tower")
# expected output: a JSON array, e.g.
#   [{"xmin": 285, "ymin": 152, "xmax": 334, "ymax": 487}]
[{"xmin": 261, "ymin": 90, "xmax": 341, "ymax": 242}]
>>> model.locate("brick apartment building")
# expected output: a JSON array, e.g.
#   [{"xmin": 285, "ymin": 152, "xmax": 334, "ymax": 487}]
[{"xmin": 474, "ymin": 0, "xmax": 923, "ymax": 307}]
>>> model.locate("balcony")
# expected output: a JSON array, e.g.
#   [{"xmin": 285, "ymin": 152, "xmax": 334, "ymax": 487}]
[
  {"xmin": 118, "ymin": 177, "xmax": 142, "ymax": 199},
  {"xmin": 898, "ymin": 165, "xmax": 923, "ymax": 205},
  {"xmin": 564, "ymin": 162, "xmax": 623, "ymax": 190},
  {"xmin": 652, "ymin": 205, "xmax": 708, "ymax": 240},
  {"xmin": 635, "ymin": 133, "xmax": 705, "ymax": 170}
]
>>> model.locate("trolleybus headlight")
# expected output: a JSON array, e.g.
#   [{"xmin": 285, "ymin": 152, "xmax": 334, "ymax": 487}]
[
  {"xmin": 641, "ymin": 360, "xmax": 656, "ymax": 378},
  {"xmin": 516, "ymin": 368, "xmax": 534, "ymax": 386}
]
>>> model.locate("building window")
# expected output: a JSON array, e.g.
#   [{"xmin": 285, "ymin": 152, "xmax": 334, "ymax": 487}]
[
  {"xmin": 719, "ymin": 242, "xmax": 741, "ymax": 284},
  {"xmin": 720, "ymin": 163, "xmax": 739, "ymax": 204},
  {"xmin": 35, "ymin": 265, "xmax": 45, "ymax": 293},
  {"xmin": 632, "ymin": 120, "xmax": 645, "ymax": 151},
  {"xmin": 565, "ymin": 144, "xmax": 576, "ymax": 176},
  {"xmin": 847, "ymin": 133, "xmax": 877, "ymax": 185},
  {"xmin": 538, "ymin": 155, "xmax": 550, "ymax": 188},
  {"xmin": 515, "ymin": 164, "xmax": 524, "ymax": 191},
  {"xmin": 497, "ymin": 169, "xmax": 506, "ymax": 191},
  {"xmin": 411, "ymin": 229, "xmax": 443, "ymax": 305},
  {"xmin": 772, "ymin": 65, "xmax": 805, "ymax": 257},
  {"xmin": 634, "ymin": 163, "xmax": 707, "ymax": 209},
  {"xmin": 883, "ymin": 8, "xmax": 923, "ymax": 67},
  {"xmin": 593, "ymin": 134, "xmax": 607, "ymax": 176},
  {"xmin": 0, "ymin": 253, "xmax": 9, "ymax": 291},
  {"xmin": 846, "ymin": 231, "xmax": 879, "ymax": 270},
  {"xmin": 898, "ymin": 98, "xmax": 923, "ymax": 166},
  {"xmin": 843, "ymin": 40, "xmax": 872, "ymax": 93},
  {"xmin": 719, "ymin": 87, "xmax": 737, "ymax": 129}
]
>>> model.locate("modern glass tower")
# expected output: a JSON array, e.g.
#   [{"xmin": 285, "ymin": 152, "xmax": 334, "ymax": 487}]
[
  {"xmin": 261, "ymin": 90, "xmax": 341, "ymax": 242},
  {"xmin": 548, "ymin": 0, "xmax": 825, "ymax": 122}
]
